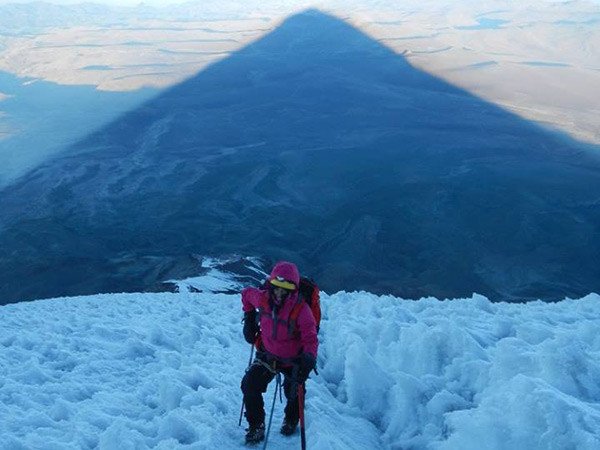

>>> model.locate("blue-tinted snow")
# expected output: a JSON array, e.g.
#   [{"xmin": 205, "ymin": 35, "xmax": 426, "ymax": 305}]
[{"xmin": 0, "ymin": 289, "xmax": 598, "ymax": 449}]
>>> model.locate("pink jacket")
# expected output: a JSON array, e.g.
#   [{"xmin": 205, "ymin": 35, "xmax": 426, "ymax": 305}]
[{"xmin": 242, "ymin": 287, "xmax": 318, "ymax": 360}]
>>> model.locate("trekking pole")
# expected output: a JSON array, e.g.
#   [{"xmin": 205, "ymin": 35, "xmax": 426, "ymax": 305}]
[
  {"xmin": 263, "ymin": 372, "xmax": 281, "ymax": 450},
  {"xmin": 298, "ymin": 383, "xmax": 306, "ymax": 450},
  {"xmin": 238, "ymin": 344, "xmax": 255, "ymax": 426}
]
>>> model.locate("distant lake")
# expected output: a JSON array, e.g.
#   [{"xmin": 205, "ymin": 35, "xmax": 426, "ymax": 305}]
[
  {"xmin": 381, "ymin": 34, "xmax": 439, "ymax": 41},
  {"xmin": 555, "ymin": 18, "xmax": 600, "ymax": 26},
  {"xmin": 468, "ymin": 61, "xmax": 498, "ymax": 69},
  {"xmin": 521, "ymin": 61, "xmax": 571, "ymax": 68},
  {"xmin": 82, "ymin": 65, "xmax": 113, "ymax": 71},
  {"xmin": 457, "ymin": 18, "xmax": 510, "ymax": 30},
  {"xmin": 0, "ymin": 71, "xmax": 157, "ymax": 187}
]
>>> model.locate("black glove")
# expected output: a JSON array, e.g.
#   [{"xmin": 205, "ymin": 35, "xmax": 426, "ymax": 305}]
[
  {"xmin": 297, "ymin": 353, "xmax": 316, "ymax": 383},
  {"xmin": 243, "ymin": 310, "xmax": 258, "ymax": 344}
]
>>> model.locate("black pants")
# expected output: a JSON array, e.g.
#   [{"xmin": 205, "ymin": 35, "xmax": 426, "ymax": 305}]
[{"xmin": 241, "ymin": 360, "xmax": 305, "ymax": 427}]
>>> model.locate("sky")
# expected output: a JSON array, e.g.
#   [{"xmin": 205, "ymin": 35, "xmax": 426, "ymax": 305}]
[{"xmin": 2, "ymin": 0, "xmax": 600, "ymax": 6}]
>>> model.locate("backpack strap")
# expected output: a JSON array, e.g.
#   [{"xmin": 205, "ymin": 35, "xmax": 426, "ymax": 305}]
[
  {"xmin": 309, "ymin": 288, "xmax": 321, "ymax": 332},
  {"xmin": 287, "ymin": 296, "xmax": 305, "ymax": 337},
  {"xmin": 258, "ymin": 290, "xmax": 302, "ymax": 338},
  {"xmin": 256, "ymin": 291, "xmax": 275, "ymax": 336},
  {"xmin": 257, "ymin": 280, "xmax": 319, "ymax": 338}
]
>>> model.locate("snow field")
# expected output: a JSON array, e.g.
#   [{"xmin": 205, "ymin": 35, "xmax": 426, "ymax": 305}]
[
  {"xmin": 0, "ymin": 293, "xmax": 248, "ymax": 449},
  {"xmin": 0, "ymin": 291, "xmax": 599, "ymax": 449},
  {"xmin": 320, "ymin": 292, "xmax": 600, "ymax": 449}
]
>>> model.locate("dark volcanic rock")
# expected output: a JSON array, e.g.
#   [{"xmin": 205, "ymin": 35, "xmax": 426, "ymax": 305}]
[{"xmin": 1, "ymin": 10, "xmax": 599, "ymax": 303}]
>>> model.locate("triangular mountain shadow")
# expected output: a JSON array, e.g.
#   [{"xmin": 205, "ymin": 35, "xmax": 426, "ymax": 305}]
[{"xmin": 1, "ymin": 9, "xmax": 599, "ymax": 304}]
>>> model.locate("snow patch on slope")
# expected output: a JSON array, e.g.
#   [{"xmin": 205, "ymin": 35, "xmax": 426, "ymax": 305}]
[
  {"xmin": 1, "ymin": 291, "xmax": 599, "ymax": 449},
  {"xmin": 169, "ymin": 255, "xmax": 267, "ymax": 294}
]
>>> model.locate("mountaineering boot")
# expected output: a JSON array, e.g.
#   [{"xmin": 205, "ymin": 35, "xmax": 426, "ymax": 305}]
[
  {"xmin": 245, "ymin": 423, "xmax": 265, "ymax": 445},
  {"xmin": 280, "ymin": 416, "xmax": 298, "ymax": 436}
]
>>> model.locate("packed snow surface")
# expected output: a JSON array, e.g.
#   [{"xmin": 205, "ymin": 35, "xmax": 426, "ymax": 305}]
[{"xmin": 1, "ymin": 291, "xmax": 600, "ymax": 449}]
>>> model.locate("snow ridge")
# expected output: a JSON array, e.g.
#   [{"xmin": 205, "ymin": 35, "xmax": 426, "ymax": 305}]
[{"xmin": 1, "ymin": 291, "xmax": 599, "ymax": 449}]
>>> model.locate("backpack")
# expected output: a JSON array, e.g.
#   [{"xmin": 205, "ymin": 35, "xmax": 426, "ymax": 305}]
[
  {"xmin": 254, "ymin": 276, "xmax": 321, "ymax": 349},
  {"xmin": 295, "ymin": 277, "xmax": 321, "ymax": 333}
]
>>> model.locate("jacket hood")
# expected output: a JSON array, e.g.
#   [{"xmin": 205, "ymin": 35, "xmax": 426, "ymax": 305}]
[{"xmin": 269, "ymin": 261, "xmax": 300, "ymax": 289}]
